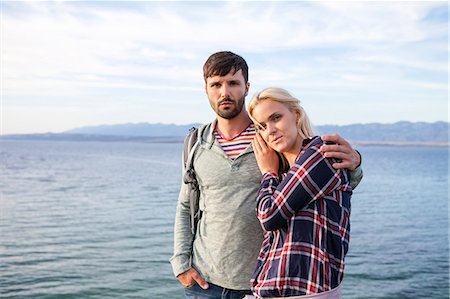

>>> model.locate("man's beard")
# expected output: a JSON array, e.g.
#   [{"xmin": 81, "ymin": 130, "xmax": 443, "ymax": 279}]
[{"xmin": 215, "ymin": 96, "xmax": 245, "ymax": 119}]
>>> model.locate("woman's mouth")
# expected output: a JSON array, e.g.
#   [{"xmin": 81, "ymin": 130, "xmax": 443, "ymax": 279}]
[{"xmin": 272, "ymin": 136, "xmax": 282, "ymax": 144}]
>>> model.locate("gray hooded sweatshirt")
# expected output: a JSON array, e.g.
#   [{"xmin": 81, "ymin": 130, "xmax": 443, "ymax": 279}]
[{"xmin": 170, "ymin": 120, "xmax": 264, "ymax": 290}]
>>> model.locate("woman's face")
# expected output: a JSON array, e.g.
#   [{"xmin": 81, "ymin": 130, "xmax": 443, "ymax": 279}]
[{"xmin": 251, "ymin": 100, "xmax": 302, "ymax": 155}]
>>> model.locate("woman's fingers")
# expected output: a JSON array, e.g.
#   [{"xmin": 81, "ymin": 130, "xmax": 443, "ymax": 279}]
[{"xmin": 255, "ymin": 133, "xmax": 269, "ymax": 152}]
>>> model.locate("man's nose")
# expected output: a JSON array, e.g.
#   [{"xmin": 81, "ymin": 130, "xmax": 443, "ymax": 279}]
[{"xmin": 220, "ymin": 84, "xmax": 230, "ymax": 98}]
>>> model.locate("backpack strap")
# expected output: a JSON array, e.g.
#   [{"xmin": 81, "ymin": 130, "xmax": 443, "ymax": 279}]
[
  {"xmin": 182, "ymin": 127, "xmax": 201, "ymax": 235},
  {"xmin": 183, "ymin": 127, "xmax": 198, "ymax": 168}
]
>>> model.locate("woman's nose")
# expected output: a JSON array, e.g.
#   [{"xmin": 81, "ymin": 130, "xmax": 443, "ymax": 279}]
[{"xmin": 267, "ymin": 123, "xmax": 276, "ymax": 134}]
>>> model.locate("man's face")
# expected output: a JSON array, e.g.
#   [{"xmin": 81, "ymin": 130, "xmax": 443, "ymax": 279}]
[{"xmin": 205, "ymin": 69, "xmax": 250, "ymax": 119}]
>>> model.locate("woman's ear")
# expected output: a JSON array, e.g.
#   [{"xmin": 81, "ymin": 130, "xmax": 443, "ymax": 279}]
[{"xmin": 295, "ymin": 110, "xmax": 301, "ymax": 126}]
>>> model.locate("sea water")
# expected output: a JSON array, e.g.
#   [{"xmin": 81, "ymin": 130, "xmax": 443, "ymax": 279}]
[{"xmin": 0, "ymin": 140, "xmax": 448, "ymax": 298}]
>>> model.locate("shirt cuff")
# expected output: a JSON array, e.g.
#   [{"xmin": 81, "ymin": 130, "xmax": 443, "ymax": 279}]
[
  {"xmin": 262, "ymin": 171, "xmax": 278, "ymax": 180},
  {"xmin": 169, "ymin": 253, "xmax": 191, "ymax": 277},
  {"xmin": 355, "ymin": 149, "xmax": 362, "ymax": 169},
  {"xmin": 349, "ymin": 165, "xmax": 363, "ymax": 189}
]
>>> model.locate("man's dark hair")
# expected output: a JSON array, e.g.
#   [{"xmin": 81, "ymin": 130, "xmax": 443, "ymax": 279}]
[{"xmin": 203, "ymin": 51, "xmax": 249, "ymax": 83}]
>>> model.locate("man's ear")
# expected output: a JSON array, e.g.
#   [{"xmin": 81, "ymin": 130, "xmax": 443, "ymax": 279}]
[{"xmin": 245, "ymin": 82, "xmax": 250, "ymax": 96}]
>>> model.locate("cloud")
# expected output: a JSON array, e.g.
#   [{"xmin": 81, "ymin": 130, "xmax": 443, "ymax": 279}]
[{"xmin": 2, "ymin": 1, "xmax": 448, "ymax": 134}]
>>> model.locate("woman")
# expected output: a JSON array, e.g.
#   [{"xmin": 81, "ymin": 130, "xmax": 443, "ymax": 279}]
[{"xmin": 247, "ymin": 88, "xmax": 352, "ymax": 298}]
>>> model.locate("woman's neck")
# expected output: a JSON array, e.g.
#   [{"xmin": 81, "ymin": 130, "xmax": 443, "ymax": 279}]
[{"xmin": 284, "ymin": 135, "xmax": 304, "ymax": 166}]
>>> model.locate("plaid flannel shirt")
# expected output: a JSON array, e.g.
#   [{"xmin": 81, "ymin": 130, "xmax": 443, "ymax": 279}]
[{"xmin": 250, "ymin": 136, "xmax": 352, "ymax": 298}]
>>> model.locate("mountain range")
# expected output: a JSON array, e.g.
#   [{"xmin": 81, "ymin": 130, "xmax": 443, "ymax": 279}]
[{"xmin": 2, "ymin": 121, "xmax": 449, "ymax": 146}]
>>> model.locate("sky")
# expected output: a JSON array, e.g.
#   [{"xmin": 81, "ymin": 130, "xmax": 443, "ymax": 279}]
[{"xmin": 1, "ymin": 1, "xmax": 448, "ymax": 134}]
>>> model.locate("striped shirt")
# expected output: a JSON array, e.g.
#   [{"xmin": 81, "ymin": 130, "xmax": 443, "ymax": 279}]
[
  {"xmin": 250, "ymin": 136, "xmax": 352, "ymax": 297},
  {"xmin": 214, "ymin": 123, "xmax": 256, "ymax": 159}
]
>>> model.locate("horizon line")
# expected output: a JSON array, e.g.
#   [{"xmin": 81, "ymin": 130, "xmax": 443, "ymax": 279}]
[{"xmin": 2, "ymin": 119, "xmax": 449, "ymax": 136}]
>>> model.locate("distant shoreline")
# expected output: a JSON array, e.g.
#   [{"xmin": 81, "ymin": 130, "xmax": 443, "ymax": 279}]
[
  {"xmin": 1, "ymin": 135, "xmax": 449, "ymax": 147},
  {"xmin": 351, "ymin": 141, "xmax": 450, "ymax": 148},
  {"xmin": 2, "ymin": 121, "xmax": 449, "ymax": 147}
]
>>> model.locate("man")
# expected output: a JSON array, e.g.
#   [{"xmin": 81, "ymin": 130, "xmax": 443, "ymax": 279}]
[{"xmin": 170, "ymin": 51, "xmax": 363, "ymax": 298}]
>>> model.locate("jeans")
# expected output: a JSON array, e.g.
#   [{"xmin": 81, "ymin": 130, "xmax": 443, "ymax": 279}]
[{"xmin": 185, "ymin": 282, "xmax": 252, "ymax": 299}]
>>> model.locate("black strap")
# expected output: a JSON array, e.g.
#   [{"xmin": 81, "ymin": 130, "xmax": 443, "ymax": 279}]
[{"xmin": 182, "ymin": 127, "xmax": 201, "ymax": 235}]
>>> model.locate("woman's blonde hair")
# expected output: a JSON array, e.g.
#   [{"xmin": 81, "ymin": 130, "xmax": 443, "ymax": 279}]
[{"xmin": 248, "ymin": 87, "xmax": 314, "ymax": 140}]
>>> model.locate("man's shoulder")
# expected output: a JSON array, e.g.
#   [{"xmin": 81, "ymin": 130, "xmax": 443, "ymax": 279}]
[
  {"xmin": 196, "ymin": 122, "xmax": 216, "ymax": 141},
  {"xmin": 183, "ymin": 122, "xmax": 212, "ymax": 138}
]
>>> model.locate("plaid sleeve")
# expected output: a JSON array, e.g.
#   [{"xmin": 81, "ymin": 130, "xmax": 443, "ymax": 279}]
[{"xmin": 256, "ymin": 137, "xmax": 344, "ymax": 231}]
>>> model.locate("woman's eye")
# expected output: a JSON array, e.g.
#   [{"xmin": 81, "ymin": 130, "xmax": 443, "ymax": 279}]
[{"xmin": 257, "ymin": 124, "xmax": 266, "ymax": 131}]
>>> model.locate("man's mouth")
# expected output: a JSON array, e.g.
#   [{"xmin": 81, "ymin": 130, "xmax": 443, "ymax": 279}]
[{"xmin": 219, "ymin": 99, "xmax": 235, "ymax": 106}]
